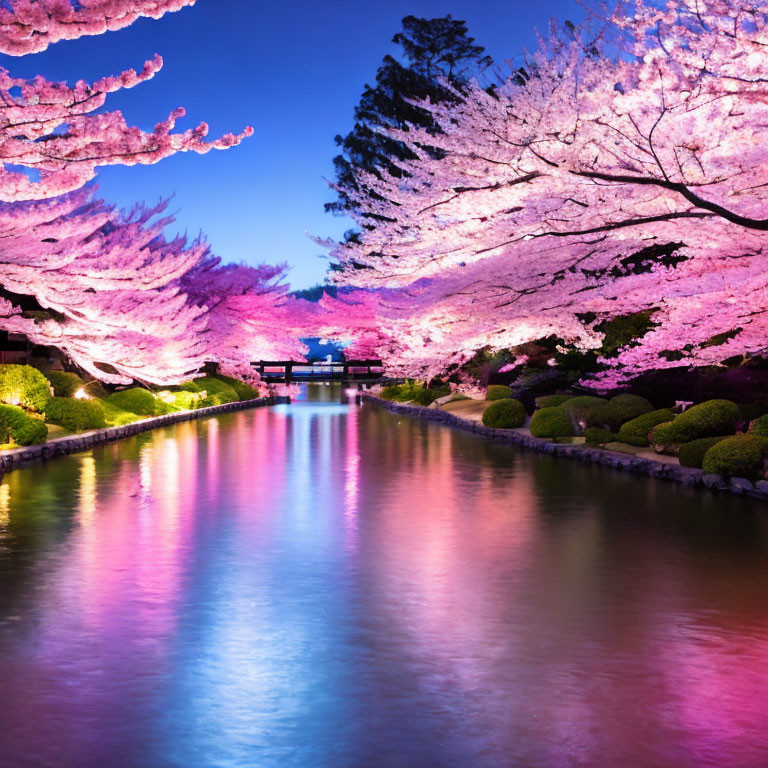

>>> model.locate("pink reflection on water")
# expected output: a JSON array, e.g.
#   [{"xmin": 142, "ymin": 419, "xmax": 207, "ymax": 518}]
[{"xmin": 343, "ymin": 403, "xmax": 359, "ymax": 545}]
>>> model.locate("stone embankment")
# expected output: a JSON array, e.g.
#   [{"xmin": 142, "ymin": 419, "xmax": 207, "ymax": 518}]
[
  {"xmin": 362, "ymin": 394, "xmax": 768, "ymax": 502},
  {"xmin": 0, "ymin": 396, "xmax": 289, "ymax": 473}
]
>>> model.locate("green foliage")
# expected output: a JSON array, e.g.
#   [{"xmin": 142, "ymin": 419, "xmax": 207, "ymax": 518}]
[
  {"xmin": 213, "ymin": 374, "xmax": 260, "ymax": 401},
  {"xmin": 486, "ymin": 385, "xmax": 514, "ymax": 401},
  {"xmin": 0, "ymin": 404, "xmax": 47, "ymax": 446},
  {"xmin": 678, "ymin": 437, "xmax": 729, "ymax": 469},
  {"xmin": 535, "ymin": 394, "xmax": 572, "ymax": 409},
  {"xmin": 701, "ymin": 435, "xmax": 768, "ymax": 480},
  {"xmin": 559, "ymin": 396, "xmax": 606, "ymax": 424},
  {"xmin": 585, "ymin": 427, "xmax": 615, "ymax": 446},
  {"xmin": 739, "ymin": 402, "xmax": 768, "ymax": 424},
  {"xmin": 179, "ymin": 377, "xmax": 239, "ymax": 407},
  {"xmin": 44, "ymin": 370, "xmax": 84, "ymax": 398},
  {"xmin": 157, "ymin": 390, "xmax": 204, "ymax": 411},
  {"xmin": 530, "ymin": 407, "xmax": 576, "ymax": 438},
  {"xmin": 750, "ymin": 414, "xmax": 768, "ymax": 437},
  {"xmin": 379, "ymin": 380, "xmax": 431, "ymax": 403},
  {"xmin": 650, "ymin": 399, "xmax": 740, "ymax": 452},
  {"xmin": 45, "ymin": 397, "xmax": 106, "ymax": 432},
  {"xmin": 481, "ymin": 398, "xmax": 526, "ymax": 429},
  {"xmin": 616, "ymin": 409, "xmax": 676, "ymax": 447},
  {"xmin": 0, "ymin": 364, "xmax": 52, "ymax": 413},
  {"xmin": 596, "ymin": 311, "xmax": 658, "ymax": 357},
  {"xmin": 585, "ymin": 393, "xmax": 654, "ymax": 431},
  {"xmin": 411, "ymin": 383, "xmax": 451, "ymax": 406},
  {"xmin": 328, "ymin": 15, "xmax": 492, "ymax": 215},
  {"xmin": 106, "ymin": 388, "xmax": 170, "ymax": 417},
  {"xmin": 99, "ymin": 400, "xmax": 140, "ymax": 427}
]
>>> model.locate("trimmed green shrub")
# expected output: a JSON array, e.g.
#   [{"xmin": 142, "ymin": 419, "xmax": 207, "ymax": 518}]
[
  {"xmin": 486, "ymin": 385, "xmax": 513, "ymax": 401},
  {"xmin": 586, "ymin": 393, "xmax": 654, "ymax": 431},
  {"xmin": 45, "ymin": 397, "xmax": 106, "ymax": 432},
  {"xmin": 482, "ymin": 398, "xmax": 526, "ymax": 429},
  {"xmin": 99, "ymin": 400, "xmax": 140, "ymax": 427},
  {"xmin": 213, "ymin": 374, "xmax": 260, "ymax": 401},
  {"xmin": 650, "ymin": 399, "xmax": 740, "ymax": 453},
  {"xmin": 157, "ymin": 390, "xmax": 204, "ymax": 411},
  {"xmin": 559, "ymin": 396, "xmax": 606, "ymax": 423},
  {"xmin": 179, "ymin": 377, "xmax": 239, "ymax": 407},
  {"xmin": 530, "ymin": 407, "xmax": 576, "ymax": 438},
  {"xmin": 678, "ymin": 437, "xmax": 729, "ymax": 469},
  {"xmin": 749, "ymin": 414, "xmax": 768, "ymax": 437},
  {"xmin": 535, "ymin": 394, "xmax": 572, "ymax": 409},
  {"xmin": 585, "ymin": 427, "xmax": 615, "ymax": 446},
  {"xmin": 378, "ymin": 380, "xmax": 429, "ymax": 403},
  {"xmin": 106, "ymin": 388, "xmax": 169, "ymax": 417},
  {"xmin": 617, "ymin": 408, "xmax": 675, "ymax": 447},
  {"xmin": 411, "ymin": 384, "xmax": 452, "ymax": 406},
  {"xmin": 702, "ymin": 435, "xmax": 768, "ymax": 480},
  {"xmin": 0, "ymin": 404, "xmax": 47, "ymax": 445},
  {"xmin": 380, "ymin": 384, "xmax": 405, "ymax": 401},
  {"xmin": 0, "ymin": 364, "xmax": 51, "ymax": 413},
  {"xmin": 44, "ymin": 370, "xmax": 84, "ymax": 398}
]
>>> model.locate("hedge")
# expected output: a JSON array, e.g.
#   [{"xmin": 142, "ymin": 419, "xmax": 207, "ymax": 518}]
[
  {"xmin": 701, "ymin": 435, "xmax": 768, "ymax": 480},
  {"xmin": 559, "ymin": 396, "xmax": 606, "ymax": 424},
  {"xmin": 412, "ymin": 384, "xmax": 452, "ymax": 406},
  {"xmin": 530, "ymin": 407, "xmax": 576, "ymax": 438},
  {"xmin": 749, "ymin": 414, "xmax": 768, "ymax": 437},
  {"xmin": 44, "ymin": 370, "xmax": 84, "ymax": 398},
  {"xmin": 0, "ymin": 364, "xmax": 51, "ymax": 413},
  {"xmin": 585, "ymin": 394, "xmax": 654, "ymax": 431},
  {"xmin": 584, "ymin": 427, "xmax": 615, "ymax": 446},
  {"xmin": 99, "ymin": 399, "xmax": 141, "ymax": 427},
  {"xmin": 213, "ymin": 374, "xmax": 260, "ymax": 401},
  {"xmin": 106, "ymin": 388, "xmax": 170, "ymax": 417},
  {"xmin": 157, "ymin": 390, "xmax": 205, "ymax": 411},
  {"xmin": 486, "ymin": 385, "xmax": 514, "ymax": 401},
  {"xmin": 650, "ymin": 399, "xmax": 740, "ymax": 453},
  {"xmin": 379, "ymin": 380, "xmax": 442, "ymax": 404},
  {"xmin": 179, "ymin": 377, "xmax": 240, "ymax": 407},
  {"xmin": 535, "ymin": 394, "xmax": 572, "ymax": 409},
  {"xmin": 616, "ymin": 408, "xmax": 675, "ymax": 447},
  {"xmin": 45, "ymin": 397, "xmax": 107, "ymax": 432},
  {"xmin": 482, "ymin": 398, "xmax": 526, "ymax": 429},
  {"xmin": 0, "ymin": 404, "xmax": 47, "ymax": 445},
  {"xmin": 678, "ymin": 436, "xmax": 729, "ymax": 469}
]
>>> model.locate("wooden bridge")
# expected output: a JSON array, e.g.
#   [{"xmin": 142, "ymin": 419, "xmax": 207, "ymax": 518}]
[{"xmin": 252, "ymin": 360, "xmax": 384, "ymax": 385}]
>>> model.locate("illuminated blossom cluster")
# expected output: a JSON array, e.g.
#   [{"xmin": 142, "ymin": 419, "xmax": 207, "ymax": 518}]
[
  {"xmin": 0, "ymin": 56, "xmax": 253, "ymax": 202},
  {"xmin": 177, "ymin": 256, "xmax": 320, "ymax": 383},
  {"xmin": 328, "ymin": 0, "xmax": 768, "ymax": 386},
  {"xmin": 0, "ymin": 1, "xmax": 197, "ymax": 55}
]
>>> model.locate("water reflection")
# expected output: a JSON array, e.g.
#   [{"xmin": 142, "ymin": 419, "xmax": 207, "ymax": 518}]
[{"xmin": 0, "ymin": 387, "xmax": 765, "ymax": 767}]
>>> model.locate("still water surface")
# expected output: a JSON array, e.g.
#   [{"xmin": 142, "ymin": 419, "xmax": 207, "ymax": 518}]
[{"xmin": 0, "ymin": 386, "xmax": 767, "ymax": 767}]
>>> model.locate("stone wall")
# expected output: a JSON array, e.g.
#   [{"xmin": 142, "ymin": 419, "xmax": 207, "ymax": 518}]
[
  {"xmin": 362, "ymin": 394, "xmax": 768, "ymax": 502},
  {"xmin": 0, "ymin": 396, "xmax": 289, "ymax": 474}
]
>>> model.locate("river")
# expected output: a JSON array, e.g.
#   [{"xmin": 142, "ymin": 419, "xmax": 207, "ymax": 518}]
[{"xmin": 0, "ymin": 385, "xmax": 766, "ymax": 767}]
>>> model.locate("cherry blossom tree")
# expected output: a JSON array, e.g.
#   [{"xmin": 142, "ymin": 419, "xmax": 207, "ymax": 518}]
[
  {"xmin": 176, "ymin": 257, "xmax": 307, "ymax": 382},
  {"xmin": 325, "ymin": 0, "xmax": 768, "ymax": 387},
  {"xmin": 0, "ymin": 57, "xmax": 253, "ymax": 201},
  {"xmin": 0, "ymin": 1, "xmax": 197, "ymax": 55},
  {"xmin": 0, "ymin": 190, "xmax": 211, "ymax": 384}
]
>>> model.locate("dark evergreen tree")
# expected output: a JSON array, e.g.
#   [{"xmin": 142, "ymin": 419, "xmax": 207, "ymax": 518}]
[{"xmin": 327, "ymin": 15, "xmax": 492, "ymax": 216}]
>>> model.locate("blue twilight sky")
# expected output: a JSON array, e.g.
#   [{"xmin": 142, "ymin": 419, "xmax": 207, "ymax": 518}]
[{"xmin": 3, "ymin": 0, "xmax": 582, "ymax": 289}]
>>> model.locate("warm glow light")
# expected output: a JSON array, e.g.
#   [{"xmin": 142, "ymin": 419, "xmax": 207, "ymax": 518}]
[
  {"xmin": 74, "ymin": 388, "xmax": 90, "ymax": 400},
  {"xmin": 0, "ymin": 483, "xmax": 9, "ymax": 526}
]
